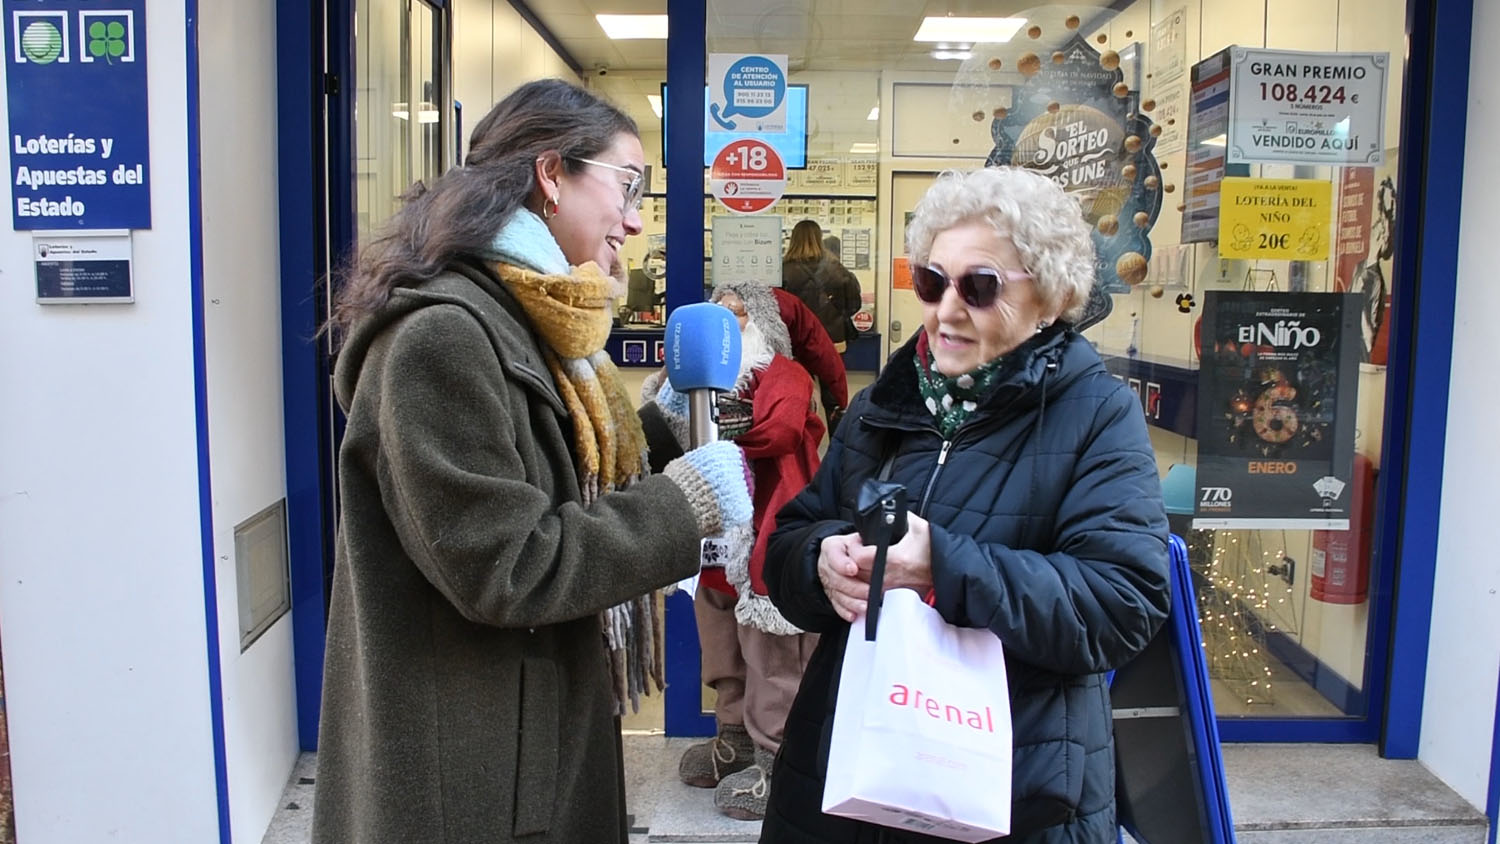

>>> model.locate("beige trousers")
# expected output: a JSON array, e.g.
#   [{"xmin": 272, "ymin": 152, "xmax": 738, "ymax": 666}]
[{"xmin": 694, "ymin": 582, "xmax": 818, "ymax": 753}]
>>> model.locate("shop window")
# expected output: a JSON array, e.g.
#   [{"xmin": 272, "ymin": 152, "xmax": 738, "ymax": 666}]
[{"xmin": 695, "ymin": 0, "xmax": 1406, "ymax": 728}]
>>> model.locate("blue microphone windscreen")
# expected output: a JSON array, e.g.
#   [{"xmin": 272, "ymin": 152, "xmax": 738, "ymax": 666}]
[{"xmin": 664, "ymin": 302, "xmax": 742, "ymax": 392}]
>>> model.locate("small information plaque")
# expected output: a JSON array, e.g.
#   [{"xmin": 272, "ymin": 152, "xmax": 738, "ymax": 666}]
[{"xmin": 34, "ymin": 230, "xmax": 133, "ymax": 303}]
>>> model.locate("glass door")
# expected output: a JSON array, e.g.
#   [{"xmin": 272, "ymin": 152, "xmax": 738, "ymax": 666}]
[
  {"xmin": 354, "ymin": 0, "xmax": 449, "ymax": 239},
  {"xmin": 696, "ymin": 0, "xmax": 1409, "ymax": 741}
]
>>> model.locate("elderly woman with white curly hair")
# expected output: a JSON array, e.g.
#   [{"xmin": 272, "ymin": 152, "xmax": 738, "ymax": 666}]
[{"xmin": 758, "ymin": 165, "xmax": 1171, "ymax": 843}]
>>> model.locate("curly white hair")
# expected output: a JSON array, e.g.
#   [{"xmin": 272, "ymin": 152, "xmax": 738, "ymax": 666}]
[{"xmin": 905, "ymin": 166, "xmax": 1096, "ymax": 323}]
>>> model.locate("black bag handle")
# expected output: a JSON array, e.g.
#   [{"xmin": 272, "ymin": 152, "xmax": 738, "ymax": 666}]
[{"xmin": 856, "ymin": 437, "xmax": 907, "ymax": 641}]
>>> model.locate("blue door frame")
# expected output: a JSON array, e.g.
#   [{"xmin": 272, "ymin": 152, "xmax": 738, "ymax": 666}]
[{"xmin": 277, "ymin": 0, "xmax": 1475, "ymax": 752}]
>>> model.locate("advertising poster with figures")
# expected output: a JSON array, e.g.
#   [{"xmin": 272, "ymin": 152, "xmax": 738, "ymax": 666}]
[{"xmin": 1194, "ymin": 291, "xmax": 1361, "ymax": 530}]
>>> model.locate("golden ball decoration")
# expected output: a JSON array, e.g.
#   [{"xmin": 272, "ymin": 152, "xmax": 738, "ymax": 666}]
[
  {"xmin": 1167, "ymin": 118, "xmax": 1176, "ymax": 126},
  {"xmin": 1100, "ymin": 50, "xmax": 1121, "ymax": 71},
  {"xmin": 1144, "ymin": 175, "xmax": 1160, "ymax": 190},
  {"xmin": 1164, "ymin": 183, "xmax": 1176, "ymax": 193},
  {"xmin": 1133, "ymin": 211, "xmax": 1150, "ymax": 228},
  {"xmin": 1177, "ymin": 203, "xmax": 1187, "ymax": 212},
  {"xmin": 1113, "ymin": 82, "xmax": 1130, "ymax": 98},
  {"xmin": 988, "ymin": 57, "xmax": 1004, "ymax": 70},
  {"xmin": 1018, "ymin": 52, "xmax": 1043, "ymax": 76},
  {"xmin": 1027, "ymin": 25, "xmax": 1042, "ymax": 39},
  {"xmin": 1124, "ymin": 29, "xmax": 1134, "ymax": 38},
  {"xmin": 1150, "ymin": 284, "xmax": 1166, "ymax": 299},
  {"xmin": 1117, "ymin": 252, "xmax": 1149, "ymax": 286},
  {"xmin": 1047, "ymin": 101, "xmax": 1060, "ymax": 113},
  {"xmin": 1150, "ymin": 124, "xmax": 1163, "ymax": 137},
  {"xmin": 1122, "ymin": 163, "xmax": 1138, "ymax": 180},
  {"xmin": 1124, "ymin": 134, "xmax": 1142, "ymax": 153},
  {"xmin": 1141, "ymin": 98, "xmax": 1157, "ymax": 112},
  {"xmin": 1096, "ymin": 34, "xmax": 1108, "ymax": 44},
  {"xmin": 1066, "ymin": 15, "xmax": 1081, "ymax": 29},
  {"xmin": 1052, "ymin": 51, "xmax": 1066, "ymax": 64},
  {"xmin": 993, "ymin": 107, "xmax": 1008, "ymax": 119},
  {"xmin": 972, "ymin": 110, "xmax": 986, "ymax": 122},
  {"xmin": 1160, "ymin": 161, "xmax": 1170, "ymax": 170},
  {"xmin": 1097, "ymin": 214, "xmax": 1120, "ymax": 236}
]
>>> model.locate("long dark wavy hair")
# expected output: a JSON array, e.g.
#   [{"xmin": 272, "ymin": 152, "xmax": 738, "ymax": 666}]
[{"xmin": 326, "ymin": 78, "xmax": 638, "ymax": 343}]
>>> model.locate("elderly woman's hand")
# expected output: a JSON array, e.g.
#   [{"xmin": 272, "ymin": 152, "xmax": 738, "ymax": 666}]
[
  {"xmin": 817, "ymin": 533, "xmax": 870, "ymax": 623},
  {"xmin": 851, "ymin": 511, "xmax": 933, "ymax": 595}
]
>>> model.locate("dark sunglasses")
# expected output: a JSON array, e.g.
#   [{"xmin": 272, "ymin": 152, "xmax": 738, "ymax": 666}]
[{"xmin": 910, "ymin": 264, "xmax": 1033, "ymax": 308}]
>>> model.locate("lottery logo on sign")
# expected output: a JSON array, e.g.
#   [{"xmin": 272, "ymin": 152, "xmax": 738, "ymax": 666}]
[{"xmin": 710, "ymin": 139, "xmax": 786, "ymax": 215}]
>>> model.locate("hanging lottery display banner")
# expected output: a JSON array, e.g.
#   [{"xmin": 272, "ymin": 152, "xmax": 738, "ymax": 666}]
[{"xmin": 1226, "ymin": 47, "xmax": 1388, "ymax": 167}]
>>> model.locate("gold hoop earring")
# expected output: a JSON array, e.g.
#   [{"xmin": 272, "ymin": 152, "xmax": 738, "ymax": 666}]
[{"xmin": 542, "ymin": 195, "xmax": 560, "ymax": 220}]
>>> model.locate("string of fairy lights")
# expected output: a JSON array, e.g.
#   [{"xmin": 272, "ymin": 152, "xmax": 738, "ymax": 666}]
[{"xmin": 1190, "ymin": 529, "xmax": 1301, "ymax": 707}]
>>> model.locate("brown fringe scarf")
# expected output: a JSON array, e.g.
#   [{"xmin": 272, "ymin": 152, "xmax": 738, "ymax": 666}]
[{"xmin": 494, "ymin": 260, "xmax": 665, "ymax": 715}]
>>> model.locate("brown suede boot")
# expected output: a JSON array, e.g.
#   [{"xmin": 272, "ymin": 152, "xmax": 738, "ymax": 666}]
[
  {"xmin": 714, "ymin": 745, "xmax": 774, "ymax": 820},
  {"xmin": 678, "ymin": 722, "xmax": 754, "ymax": 788}
]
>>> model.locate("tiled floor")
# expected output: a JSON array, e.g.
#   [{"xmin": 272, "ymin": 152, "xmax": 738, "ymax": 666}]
[{"xmin": 262, "ymin": 738, "xmax": 1488, "ymax": 844}]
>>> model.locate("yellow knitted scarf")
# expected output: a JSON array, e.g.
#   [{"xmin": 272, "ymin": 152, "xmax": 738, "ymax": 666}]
[
  {"xmin": 494, "ymin": 261, "xmax": 649, "ymax": 502},
  {"xmin": 493, "ymin": 260, "xmax": 662, "ymax": 713}
]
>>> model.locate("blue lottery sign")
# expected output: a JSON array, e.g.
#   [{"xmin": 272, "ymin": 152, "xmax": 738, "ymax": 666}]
[
  {"xmin": 4, "ymin": 0, "xmax": 150, "ymax": 230},
  {"xmin": 708, "ymin": 53, "xmax": 788, "ymax": 133}
]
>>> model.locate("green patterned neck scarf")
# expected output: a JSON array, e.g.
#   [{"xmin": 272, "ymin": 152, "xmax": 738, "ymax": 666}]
[{"xmin": 913, "ymin": 331, "xmax": 1008, "ymax": 439}]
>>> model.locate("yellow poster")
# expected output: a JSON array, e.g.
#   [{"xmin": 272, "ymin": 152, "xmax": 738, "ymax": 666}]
[{"xmin": 1218, "ymin": 177, "xmax": 1332, "ymax": 261}]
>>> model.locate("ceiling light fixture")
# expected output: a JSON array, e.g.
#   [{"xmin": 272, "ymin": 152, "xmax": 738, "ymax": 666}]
[
  {"xmin": 931, "ymin": 49, "xmax": 973, "ymax": 61},
  {"xmin": 913, "ymin": 16, "xmax": 1025, "ymax": 43},
  {"xmin": 647, "ymin": 94, "xmax": 663, "ymax": 118},
  {"xmin": 596, "ymin": 14, "xmax": 668, "ymax": 39}
]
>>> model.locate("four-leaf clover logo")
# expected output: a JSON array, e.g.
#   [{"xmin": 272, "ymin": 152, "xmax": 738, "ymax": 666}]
[{"xmin": 87, "ymin": 20, "xmax": 126, "ymax": 64}]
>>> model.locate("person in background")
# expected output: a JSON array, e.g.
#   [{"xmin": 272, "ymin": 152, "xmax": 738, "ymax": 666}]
[
  {"xmin": 644, "ymin": 282, "xmax": 824, "ymax": 821},
  {"xmin": 782, "ymin": 220, "xmax": 862, "ymax": 421},
  {"xmin": 782, "ymin": 221, "xmax": 863, "ymax": 353},
  {"xmin": 770, "ymin": 286, "xmax": 849, "ymax": 434},
  {"xmin": 760, "ymin": 166, "xmax": 1171, "ymax": 843},
  {"xmin": 313, "ymin": 79, "xmax": 753, "ymax": 844}
]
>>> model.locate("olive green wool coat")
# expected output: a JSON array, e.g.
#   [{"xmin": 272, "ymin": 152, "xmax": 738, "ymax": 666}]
[{"xmin": 312, "ymin": 259, "xmax": 703, "ymax": 843}]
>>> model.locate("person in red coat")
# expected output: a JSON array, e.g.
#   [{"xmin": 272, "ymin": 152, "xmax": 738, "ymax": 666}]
[
  {"xmin": 771, "ymin": 286, "xmax": 849, "ymax": 433},
  {"xmin": 644, "ymin": 282, "xmax": 824, "ymax": 821}
]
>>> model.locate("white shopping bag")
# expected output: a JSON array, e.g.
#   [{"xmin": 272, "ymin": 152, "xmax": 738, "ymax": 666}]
[{"xmin": 822, "ymin": 589, "xmax": 1012, "ymax": 842}]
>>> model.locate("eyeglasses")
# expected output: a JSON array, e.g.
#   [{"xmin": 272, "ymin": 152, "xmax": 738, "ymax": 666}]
[
  {"xmin": 570, "ymin": 157, "xmax": 645, "ymax": 212},
  {"xmin": 910, "ymin": 264, "xmax": 1032, "ymax": 308}
]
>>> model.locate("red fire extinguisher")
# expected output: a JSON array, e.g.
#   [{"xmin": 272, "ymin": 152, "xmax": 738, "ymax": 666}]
[{"xmin": 1311, "ymin": 453, "xmax": 1376, "ymax": 603}]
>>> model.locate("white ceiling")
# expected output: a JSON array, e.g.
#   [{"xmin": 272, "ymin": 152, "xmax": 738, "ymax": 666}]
[
  {"xmin": 525, "ymin": 1, "xmax": 1128, "ymax": 74},
  {"xmin": 543, "ymin": 1, "xmax": 1135, "ymax": 153}
]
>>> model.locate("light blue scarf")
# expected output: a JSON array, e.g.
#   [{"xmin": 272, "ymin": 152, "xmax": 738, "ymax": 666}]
[{"xmin": 486, "ymin": 207, "xmax": 570, "ymax": 276}]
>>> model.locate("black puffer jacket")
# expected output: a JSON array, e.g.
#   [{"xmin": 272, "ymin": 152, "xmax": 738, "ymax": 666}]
[{"xmin": 761, "ymin": 327, "xmax": 1170, "ymax": 844}]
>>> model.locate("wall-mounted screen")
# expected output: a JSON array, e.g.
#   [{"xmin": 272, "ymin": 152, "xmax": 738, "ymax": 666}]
[{"xmin": 660, "ymin": 83, "xmax": 809, "ymax": 170}]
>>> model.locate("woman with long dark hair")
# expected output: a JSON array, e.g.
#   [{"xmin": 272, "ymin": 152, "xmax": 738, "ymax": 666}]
[{"xmin": 313, "ymin": 79, "xmax": 754, "ymax": 844}]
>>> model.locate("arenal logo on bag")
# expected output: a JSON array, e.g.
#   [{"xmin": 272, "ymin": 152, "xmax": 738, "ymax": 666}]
[{"xmin": 888, "ymin": 684, "xmax": 997, "ymax": 732}]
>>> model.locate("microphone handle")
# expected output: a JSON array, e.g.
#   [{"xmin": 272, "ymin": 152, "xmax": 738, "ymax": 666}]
[{"xmin": 687, "ymin": 389, "xmax": 719, "ymax": 449}]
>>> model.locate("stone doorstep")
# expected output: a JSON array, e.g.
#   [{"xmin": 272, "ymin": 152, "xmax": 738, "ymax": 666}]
[
  {"xmin": 259, "ymin": 740, "xmax": 1492, "ymax": 844},
  {"xmin": 623, "ymin": 737, "xmax": 1491, "ymax": 843}
]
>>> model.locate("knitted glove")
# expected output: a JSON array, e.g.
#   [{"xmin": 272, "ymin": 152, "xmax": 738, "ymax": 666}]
[
  {"xmin": 639, "ymin": 377, "xmax": 691, "ymax": 454},
  {"xmin": 662, "ymin": 440, "xmax": 754, "ymax": 538},
  {"xmin": 655, "ymin": 378, "xmax": 690, "ymax": 419}
]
